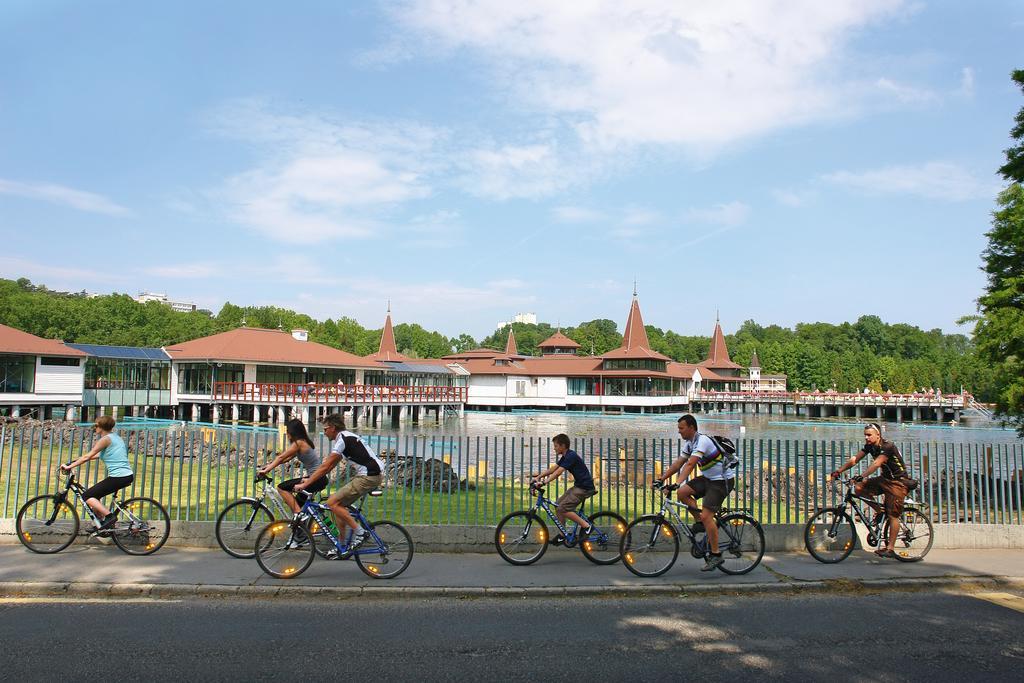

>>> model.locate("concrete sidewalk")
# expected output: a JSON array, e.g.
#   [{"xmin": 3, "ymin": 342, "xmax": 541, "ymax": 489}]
[{"xmin": 1, "ymin": 543, "xmax": 1022, "ymax": 599}]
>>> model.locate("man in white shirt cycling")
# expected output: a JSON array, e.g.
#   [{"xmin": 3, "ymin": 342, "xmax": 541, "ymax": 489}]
[
  {"xmin": 296, "ymin": 412, "xmax": 384, "ymax": 552},
  {"xmin": 655, "ymin": 414, "xmax": 737, "ymax": 571}
]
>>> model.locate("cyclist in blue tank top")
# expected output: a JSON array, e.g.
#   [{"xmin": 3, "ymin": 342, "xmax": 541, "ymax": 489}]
[{"xmin": 60, "ymin": 415, "xmax": 135, "ymax": 531}]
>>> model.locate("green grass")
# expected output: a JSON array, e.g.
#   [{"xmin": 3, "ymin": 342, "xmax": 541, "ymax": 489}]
[{"xmin": 2, "ymin": 441, "xmax": 812, "ymax": 525}]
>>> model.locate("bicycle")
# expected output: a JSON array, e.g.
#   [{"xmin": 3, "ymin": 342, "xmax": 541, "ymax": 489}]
[
  {"xmin": 804, "ymin": 477, "xmax": 933, "ymax": 563},
  {"xmin": 215, "ymin": 473, "xmax": 306, "ymax": 559},
  {"xmin": 16, "ymin": 469, "xmax": 171, "ymax": 556},
  {"xmin": 619, "ymin": 482, "xmax": 765, "ymax": 577},
  {"xmin": 494, "ymin": 483, "xmax": 627, "ymax": 565},
  {"xmin": 254, "ymin": 488, "xmax": 413, "ymax": 579}
]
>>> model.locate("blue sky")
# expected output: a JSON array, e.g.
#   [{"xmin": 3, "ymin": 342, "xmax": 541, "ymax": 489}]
[{"xmin": 1, "ymin": 1, "xmax": 1021, "ymax": 340}]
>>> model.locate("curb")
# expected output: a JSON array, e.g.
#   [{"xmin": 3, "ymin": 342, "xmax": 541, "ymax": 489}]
[{"xmin": 1, "ymin": 576, "xmax": 1022, "ymax": 600}]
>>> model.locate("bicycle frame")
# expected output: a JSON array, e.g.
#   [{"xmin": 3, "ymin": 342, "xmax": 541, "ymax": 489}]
[
  {"xmin": 296, "ymin": 494, "xmax": 387, "ymax": 557},
  {"xmin": 529, "ymin": 488, "xmax": 593, "ymax": 543},
  {"xmin": 53, "ymin": 474, "xmax": 114, "ymax": 528},
  {"xmin": 832, "ymin": 481, "xmax": 901, "ymax": 544}
]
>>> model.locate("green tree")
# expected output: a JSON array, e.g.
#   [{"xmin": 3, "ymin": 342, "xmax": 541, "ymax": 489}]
[{"xmin": 964, "ymin": 70, "xmax": 1024, "ymax": 434}]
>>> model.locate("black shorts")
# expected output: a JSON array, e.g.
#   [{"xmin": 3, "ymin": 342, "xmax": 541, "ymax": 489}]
[
  {"xmin": 82, "ymin": 475, "xmax": 134, "ymax": 501},
  {"xmin": 278, "ymin": 476, "xmax": 329, "ymax": 495},
  {"xmin": 686, "ymin": 476, "xmax": 735, "ymax": 511}
]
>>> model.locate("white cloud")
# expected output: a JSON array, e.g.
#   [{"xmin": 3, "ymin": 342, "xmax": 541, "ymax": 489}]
[
  {"xmin": 142, "ymin": 263, "xmax": 222, "ymax": 279},
  {"xmin": 0, "ymin": 178, "xmax": 131, "ymax": 216},
  {"xmin": 874, "ymin": 77, "xmax": 937, "ymax": 104},
  {"xmin": 389, "ymin": 0, "xmax": 909, "ymax": 150},
  {"xmin": 207, "ymin": 100, "xmax": 442, "ymax": 243},
  {"xmin": 772, "ymin": 189, "xmax": 811, "ymax": 207},
  {"xmin": 957, "ymin": 67, "xmax": 975, "ymax": 97},
  {"xmin": 0, "ymin": 255, "xmax": 125, "ymax": 285},
  {"xmin": 275, "ymin": 277, "xmax": 537, "ymax": 336},
  {"xmin": 622, "ymin": 206, "xmax": 661, "ymax": 226},
  {"xmin": 823, "ymin": 161, "xmax": 995, "ymax": 201},
  {"xmin": 455, "ymin": 140, "xmax": 584, "ymax": 200},
  {"xmin": 552, "ymin": 205, "xmax": 605, "ymax": 223},
  {"xmin": 683, "ymin": 201, "xmax": 751, "ymax": 226}
]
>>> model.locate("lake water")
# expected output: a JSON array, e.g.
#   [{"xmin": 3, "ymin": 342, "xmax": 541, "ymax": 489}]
[{"xmin": 357, "ymin": 409, "xmax": 1023, "ymax": 447}]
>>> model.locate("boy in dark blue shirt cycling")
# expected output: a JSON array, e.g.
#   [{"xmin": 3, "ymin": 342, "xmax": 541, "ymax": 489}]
[{"xmin": 531, "ymin": 433, "xmax": 596, "ymax": 545}]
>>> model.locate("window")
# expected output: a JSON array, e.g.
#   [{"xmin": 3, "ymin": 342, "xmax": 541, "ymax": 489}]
[
  {"xmin": 40, "ymin": 357, "xmax": 80, "ymax": 366},
  {"xmin": 0, "ymin": 355, "xmax": 35, "ymax": 393},
  {"xmin": 515, "ymin": 380, "xmax": 526, "ymax": 397},
  {"xmin": 255, "ymin": 366, "xmax": 355, "ymax": 385},
  {"xmin": 568, "ymin": 378, "xmax": 600, "ymax": 395},
  {"xmin": 177, "ymin": 363, "xmax": 243, "ymax": 394},
  {"xmin": 601, "ymin": 359, "xmax": 667, "ymax": 372},
  {"xmin": 86, "ymin": 358, "xmax": 170, "ymax": 391}
]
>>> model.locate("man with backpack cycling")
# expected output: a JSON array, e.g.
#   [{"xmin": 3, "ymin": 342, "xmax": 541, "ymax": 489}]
[
  {"xmin": 829, "ymin": 422, "xmax": 914, "ymax": 559},
  {"xmin": 654, "ymin": 414, "xmax": 738, "ymax": 571}
]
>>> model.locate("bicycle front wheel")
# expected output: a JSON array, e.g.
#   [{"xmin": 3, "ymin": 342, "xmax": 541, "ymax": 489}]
[
  {"xmin": 356, "ymin": 521, "xmax": 414, "ymax": 579},
  {"xmin": 112, "ymin": 498, "xmax": 171, "ymax": 555},
  {"xmin": 254, "ymin": 520, "xmax": 315, "ymax": 579},
  {"xmin": 804, "ymin": 508, "xmax": 856, "ymax": 563},
  {"xmin": 715, "ymin": 512, "xmax": 765, "ymax": 575},
  {"xmin": 620, "ymin": 515, "xmax": 679, "ymax": 578},
  {"xmin": 579, "ymin": 511, "xmax": 627, "ymax": 565},
  {"xmin": 16, "ymin": 495, "xmax": 79, "ymax": 554},
  {"xmin": 495, "ymin": 511, "xmax": 549, "ymax": 565},
  {"xmin": 885, "ymin": 507, "xmax": 934, "ymax": 562},
  {"xmin": 215, "ymin": 499, "xmax": 275, "ymax": 559}
]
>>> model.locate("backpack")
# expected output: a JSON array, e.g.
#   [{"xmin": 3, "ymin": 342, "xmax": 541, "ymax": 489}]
[{"xmin": 696, "ymin": 434, "xmax": 740, "ymax": 471}]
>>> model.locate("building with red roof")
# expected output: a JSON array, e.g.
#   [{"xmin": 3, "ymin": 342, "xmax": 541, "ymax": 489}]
[{"xmin": 0, "ymin": 323, "xmax": 87, "ymax": 419}]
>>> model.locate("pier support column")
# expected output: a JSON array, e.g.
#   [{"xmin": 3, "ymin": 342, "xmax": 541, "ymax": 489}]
[
  {"xmin": 191, "ymin": 404, "xmax": 199, "ymax": 422},
  {"xmin": 352, "ymin": 406, "xmax": 361, "ymax": 427},
  {"xmin": 253, "ymin": 405, "xmax": 262, "ymax": 424},
  {"xmin": 111, "ymin": 406, "xmax": 119, "ymax": 420},
  {"xmin": 231, "ymin": 404, "xmax": 240, "ymax": 422},
  {"xmin": 855, "ymin": 405, "xmax": 863, "ymax": 418},
  {"xmin": 895, "ymin": 407, "xmax": 902, "ymax": 423},
  {"xmin": 10, "ymin": 405, "xmax": 20, "ymax": 418},
  {"xmin": 912, "ymin": 407, "xmax": 920, "ymax": 422},
  {"xmin": 277, "ymin": 406, "xmax": 287, "ymax": 424},
  {"xmin": 212, "ymin": 405, "xmax": 220, "ymax": 424},
  {"xmin": 953, "ymin": 409, "xmax": 960, "ymax": 422},
  {"xmin": 65, "ymin": 405, "xmax": 76, "ymax": 422}
]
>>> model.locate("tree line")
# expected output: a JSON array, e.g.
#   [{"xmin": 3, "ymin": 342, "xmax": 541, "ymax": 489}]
[{"xmin": 0, "ymin": 277, "xmax": 996, "ymax": 400}]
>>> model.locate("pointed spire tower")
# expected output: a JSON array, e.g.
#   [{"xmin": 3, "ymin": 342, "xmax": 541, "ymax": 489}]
[
  {"xmin": 601, "ymin": 288, "xmax": 670, "ymax": 361},
  {"xmin": 700, "ymin": 315, "xmax": 742, "ymax": 371},
  {"xmin": 365, "ymin": 302, "xmax": 409, "ymax": 362},
  {"xmin": 504, "ymin": 327, "xmax": 519, "ymax": 356}
]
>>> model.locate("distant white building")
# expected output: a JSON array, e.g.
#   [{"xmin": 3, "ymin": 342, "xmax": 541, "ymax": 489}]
[
  {"xmin": 135, "ymin": 292, "xmax": 197, "ymax": 313},
  {"xmin": 496, "ymin": 312, "xmax": 537, "ymax": 329}
]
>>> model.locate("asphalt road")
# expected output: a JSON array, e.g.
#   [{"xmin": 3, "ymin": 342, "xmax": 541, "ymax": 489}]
[{"xmin": 1, "ymin": 589, "xmax": 1021, "ymax": 681}]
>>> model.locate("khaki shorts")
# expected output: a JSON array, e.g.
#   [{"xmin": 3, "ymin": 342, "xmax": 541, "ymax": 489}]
[
  {"xmin": 858, "ymin": 477, "xmax": 908, "ymax": 517},
  {"xmin": 330, "ymin": 474, "xmax": 383, "ymax": 506},
  {"xmin": 555, "ymin": 486, "xmax": 596, "ymax": 514}
]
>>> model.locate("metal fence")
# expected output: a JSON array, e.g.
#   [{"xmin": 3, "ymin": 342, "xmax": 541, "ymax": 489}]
[{"xmin": 1, "ymin": 424, "xmax": 1021, "ymax": 526}]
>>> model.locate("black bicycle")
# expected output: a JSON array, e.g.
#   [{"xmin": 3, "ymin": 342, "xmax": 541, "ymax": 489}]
[
  {"xmin": 619, "ymin": 482, "xmax": 765, "ymax": 577},
  {"xmin": 16, "ymin": 470, "xmax": 171, "ymax": 555},
  {"xmin": 804, "ymin": 477, "xmax": 934, "ymax": 563}
]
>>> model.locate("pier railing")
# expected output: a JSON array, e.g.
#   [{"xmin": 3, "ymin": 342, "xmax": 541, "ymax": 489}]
[
  {"xmin": 1, "ymin": 423, "xmax": 1020, "ymax": 526},
  {"xmin": 211, "ymin": 382, "xmax": 467, "ymax": 404},
  {"xmin": 694, "ymin": 390, "xmax": 968, "ymax": 407}
]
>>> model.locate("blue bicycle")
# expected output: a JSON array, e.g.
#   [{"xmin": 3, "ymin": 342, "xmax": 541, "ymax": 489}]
[
  {"xmin": 494, "ymin": 483, "xmax": 626, "ymax": 565},
  {"xmin": 254, "ymin": 489, "xmax": 413, "ymax": 579}
]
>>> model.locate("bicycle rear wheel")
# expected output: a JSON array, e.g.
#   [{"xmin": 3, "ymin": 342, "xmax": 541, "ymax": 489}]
[
  {"xmin": 16, "ymin": 495, "xmax": 79, "ymax": 554},
  {"xmin": 215, "ymin": 499, "xmax": 275, "ymax": 559},
  {"xmin": 620, "ymin": 515, "xmax": 679, "ymax": 578},
  {"xmin": 885, "ymin": 507, "xmax": 934, "ymax": 562},
  {"xmin": 495, "ymin": 511, "xmax": 549, "ymax": 565},
  {"xmin": 111, "ymin": 497, "xmax": 171, "ymax": 555},
  {"xmin": 804, "ymin": 508, "xmax": 856, "ymax": 563},
  {"xmin": 715, "ymin": 512, "xmax": 765, "ymax": 575},
  {"xmin": 356, "ymin": 521, "xmax": 414, "ymax": 579},
  {"xmin": 579, "ymin": 511, "xmax": 627, "ymax": 565},
  {"xmin": 254, "ymin": 520, "xmax": 315, "ymax": 579}
]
